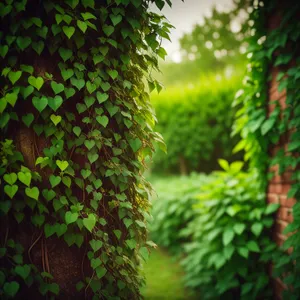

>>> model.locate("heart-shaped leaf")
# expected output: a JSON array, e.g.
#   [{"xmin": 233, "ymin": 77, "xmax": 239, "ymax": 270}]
[
  {"xmin": 22, "ymin": 113, "xmax": 34, "ymax": 127},
  {"xmin": 16, "ymin": 36, "xmax": 31, "ymax": 50},
  {"xmin": 15, "ymin": 265, "xmax": 31, "ymax": 280},
  {"xmin": 64, "ymin": 87, "xmax": 75, "ymax": 98},
  {"xmin": 42, "ymin": 189, "xmax": 56, "ymax": 201},
  {"xmin": 61, "ymin": 69, "xmax": 74, "ymax": 81},
  {"xmin": 32, "ymin": 96, "xmax": 48, "ymax": 112},
  {"xmin": 3, "ymin": 281, "xmax": 20, "ymax": 298},
  {"xmin": 48, "ymin": 96, "xmax": 63, "ymax": 111},
  {"xmin": 63, "ymin": 26, "xmax": 75, "ymax": 39},
  {"xmin": 56, "ymin": 160, "xmax": 69, "ymax": 171},
  {"xmin": 59, "ymin": 47, "xmax": 73, "ymax": 62},
  {"xmin": 65, "ymin": 211, "xmax": 78, "ymax": 224},
  {"xmin": 8, "ymin": 71, "xmax": 22, "ymax": 85},
  {"xmin": 50, "ymin": 114, "xmax": 62, "ymax": 126},
  {"xmin": 5, "ymin": 92, "xmax": 18, "ymax": 107},
  {"xmin": 0, "ymin": 45, "xmax": 8, "ymax": 58},
  {"xmin": 96, "ymin": 115, "xmax": 109, "ymax": 128},
  {"xmin": 21, "ymin": 86, "xmax": 34, "ymax": 99},
  {"xmin": 77, "ymin": 20, "xmax": 87, "ymax": 33},
  {"xmin": 100, "ymin": 81, "xmax": 111, "ymax": 92},
  {"xmin": 83, "ymin": 214, "xmax": 96, "ymax": 232},
  {"xmin": 28, "ymin": 76, "xmax": 44, "ymax": 91},
  {"xmin": 32, "ymin": 41, "xmax": 44, "ymax": 55},
  {"xmin": 86, "ymin": 81, "xmax": 96, "ymax": 94},
  {"xmin": 73, "ymin": 126, "xmax": 81, "ymax": 137},
  {"xmin": 103, "ymin": 25, "xmax": 114, "ymax": 36},
  {"xmin": 88, "ymin": 153, "xmax": 99, "ymax": 164},
  {"xmin": 49, "ymin": 175, "xmax": 61, "ymax": 188},
  {"xmin": 18, "ymin": 171, "xmax": 32, "ymax": 187},
  {"xmin": 51, "ymin": 81, "xmax": 64, "ymax": 95},
  {"xmin": 91, "ymin": 258, "xmax": 102, "ymax": 269},
  {"xmin": 90, "ymin": 239, "xmax": 103, "ymax": 252},
  {"xmin": 110, "ymin": 14, "xmax": 122, "ymax": 26},
  {"xmin": 4, "ymin": 184, "xmax": 18, "ymax": 199},
  {"xmin": 44, "ymin": 223, "xmax": 56, "ymax": 237},
  {"xmin": 105, "ymin": 102, "xmax": 118, "ymax": 117},
  {"xmin": 4, "ymin": 173, "xmax": 17, "ymax": 185},
  {"xmin": 71, "ymin": 78, "xmax": 85, "ymax": 90},
  {"xmin": 107, "ymin": 69, "xmax": 118, "ymax": 80},
  {"xmin": 129, "ymin": 138, "xmax": 142, "ymax": 152},
  {"xmin": 25, "ymin": 186, "xmax": 39, "ymax": 200},
  {"xmin": 96, "ymin": 92, "xmax": 109, "ymax": 104}
]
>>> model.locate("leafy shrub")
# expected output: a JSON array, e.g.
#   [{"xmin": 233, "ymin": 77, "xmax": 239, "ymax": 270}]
[
  {"xmin": 180, "ymin": 160, "xmax": 279, "ymax": 299},
  {"xmin": 148, "ymin": 174, "xmax": 211, "ymax": 254},
  {"xmin": 151, "ymin": 74, "xmax": 243, "ymax": 174}
]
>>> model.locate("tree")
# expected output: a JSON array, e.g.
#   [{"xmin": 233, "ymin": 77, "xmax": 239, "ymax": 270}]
[{"xmin": 0, "ymin": 0, "xmax": 170, "ymax": 298}]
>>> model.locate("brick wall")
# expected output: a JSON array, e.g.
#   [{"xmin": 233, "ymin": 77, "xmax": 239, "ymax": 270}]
[{"xmin": 266, "ymin": 12, "xmax": 296, "ymax": 298}]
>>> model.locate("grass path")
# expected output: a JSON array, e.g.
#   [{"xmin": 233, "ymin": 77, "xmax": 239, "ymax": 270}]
[{"xmin": 142, "ymin": 247, "xmax": 194, "ymax": 300}]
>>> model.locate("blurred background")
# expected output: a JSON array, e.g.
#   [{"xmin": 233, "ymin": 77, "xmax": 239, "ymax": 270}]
[{"xmin": 142, "ymin": 0, "xmax": 259, "ymax": 299}]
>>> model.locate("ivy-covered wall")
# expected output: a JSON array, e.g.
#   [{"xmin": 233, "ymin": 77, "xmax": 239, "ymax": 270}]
[
  {"xmin": 234, "ymin": 0, "xmax": 300, "ymax": 298},
  {"xmin": 0, "ymin": 0, "xmax": 171, "ymax": 299}
]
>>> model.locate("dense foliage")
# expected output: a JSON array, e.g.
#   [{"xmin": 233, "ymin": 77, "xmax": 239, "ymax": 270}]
[
  {"xmin": 0, "ymin": 0, "xmax": 171, "ymax": 298},
  {"xmin": 149, "ymin": 161, "xmax": 279, "ymax": 299},
  {"xmin": 148, "ymin": 174, "xmax": 211, "ymax": 254},
  {"xmin": 233, "ymin": 1, "xmax": 300, "ymax": 297},
  {"xmin": 151, "ymin": 75, "xmax": 242, "ymax": 174},
  {"xmin": 181, "ymin": 161, "xmax": 279, "ymax": 299}
]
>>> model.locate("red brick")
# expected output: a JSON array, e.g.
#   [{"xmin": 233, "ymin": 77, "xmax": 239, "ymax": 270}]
[
  {"xmin": 280, "ymin": 195, "xmax": 296, "ymax": 208},
  {"xmin": 276, "ymin": 207, "xmax": 293, "ymax": 223}
]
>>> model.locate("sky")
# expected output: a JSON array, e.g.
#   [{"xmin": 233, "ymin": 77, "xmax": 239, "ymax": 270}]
[{"xmin": 151, "ymin": 0, "xmax": 233, "ymax": 62}]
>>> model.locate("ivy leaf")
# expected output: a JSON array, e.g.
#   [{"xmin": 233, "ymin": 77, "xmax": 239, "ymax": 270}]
[
  {"xmin": 49, "ymin": 175, "xmax": 61, "ymax": 188},
  {"xmin": 3, "ymin": 281, "xmax": 20, "ymax": 298},
  {"xmin": 86, "ymin": 81, "xmax": 96, "ymax": 94},
  {"xmin": 247, "ymin": 241, "xmax": 260, "ymax": 252},
  {"xmin": 110, "ymin": 14, "xmax": 122, "ymax": 26},
  {"xmin": 28, "ymin": 76, "xmax": 44, "ymax": 91},
  {"xmin": 59, "ymin": 47, "xmax": 73, "ymax": 62},
  {"xmin": 48, "ymin": 96, "xmax": 63, "ymax": 111},
  {"xmin": 71, "ymin": 78, "xmax": 85, "ymax": 90},
  {"xmin": 5, "ymin": 92, "xmax": 18, "ymax": 107},
  {"xmin": 73, "ymin": 126, "xmax": 81, "ymax": 137},
  {"xmin": 103, "ymin": 25, "xmax": 114, "ymax": 36},
  {"xmin": 96, "ymin": 92, "xmax": 109, "ymax": 104},
  {"xmin": 50, "ymin": 114, "xmax": 62, "ymax": 126},
  {"xmin": 22, "ymin": 113, "xmax": 34, "ymax": 127},
  {"xmin": 64, "ymin": 87, "xmax": 75, "ymax": 99},
  {"xmin": 8, "ymin": 71, "xmax": 22, "ymax": 85},
  {"xmin": 61, "ymin": 69, "xmax": 74, "ymax": 81},
  {"xmin": 251, "ymin": 223, "xmax": 263, "ymax": 236},
  {"xmin": 65, "ymin": 211, "xmax": 78, "ymax": 224},
  {"xmin": 63, "ymin": 26, "xmax": 75, "ymax": 39},
  {"xmin": 16, "ymin": 36, "xmax": 31, "ymax": 50},
  {"xmin": 32, "ymin": 41, "xmax": 44, "ymax": 55},
  {"xmin": 51, "ymin": 82, "xmax": 64, "ymax": 95},
  {"xmin": 90, "ymin": 239, "xmax": 103, "ymax": 252},
  {"xmin": 25, "ymin": 187, "xmax": 39, "ymax": 200},
  {"xmin": 4, "ymin": 185, "xmax": 18, "ymax": 199},
  {"xmin": 83, "ymin": 214, "xmax": 96, "ymax": 232},
  {"xmin": 56, "ymin": 160, "xmax": 69, "ymax": 171},
  {"xmin": 0, "ymin": 45, "xmax": 8, "ymax": 58},
  {"xmin": 77, "ymin": 20, "xmax": 87, "ymax": 33},
  {"xmin": 95, "ymin": 267, "xmax": 107, "ymax": 279},
  {"xmin": 96, "ymin": 115, "xmax": 109, "ymax": 128},
  {"xmin": 222, "ymin": 228, "xmax": 234, "ymax": 246},
  {"xmin": 32, "ymin": 96, "xmax": 48, "ymax": 112},
  {"xmin": 15, "ymin": 265, "xmax": 31, "ymax": 280},
  {"xmin": 261, "ymin": 118, "xmax": 276, "ymax": 135},
  {"xmin": 129, "ymin": 138, "xmax": 142, "ymax": 152},
  {"xmin": 17, "ymin": 171, "xmax": 32, "ymax": 187},
  {"xmin": 139, "ymin": 247, "xmax": 149, "ymax": 261},
  {"xmin": 3, "ymin": 173, "xmax": 17, "ymax": 185}
]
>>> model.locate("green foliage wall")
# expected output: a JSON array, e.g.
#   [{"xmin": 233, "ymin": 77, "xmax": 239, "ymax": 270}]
[
  {"xmin": 0, "ymin": 0, "xmax": 171, "ymax": 298},
  {"xmin": 151, "ymin": 75, "xmax": 242, "ymax": 174},
  {"xmin": 233, "ymin": 0, "xmax": 300, "ymax": 297}
]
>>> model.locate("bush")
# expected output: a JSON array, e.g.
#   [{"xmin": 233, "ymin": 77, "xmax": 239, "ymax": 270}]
[
  {"xmin": 151, "ymin": 74, "xmax": 243, "ymax": 174},
  {"xmin": 180, "ymin": 160, "xmax": 279, "ymax": 299},
  {"xmin": 148, "ymin": 174, "xmax": 211, "ymax": 254}
]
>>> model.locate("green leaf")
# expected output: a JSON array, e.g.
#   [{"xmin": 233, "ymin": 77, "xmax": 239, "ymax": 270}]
[
  {"xmin": 5, "ymin": 92, "xmax": 18, "ymax": 107},
  {"xmin": 3, "ymin": 281, "xmax": 20, "ymax": 298},
  {"xmin": 3, "ymin": 173, "xmax": 17, "ymax": 185},
  {"xmin": 22, "ymin": 113, "xmax": 34, "ymax": 127},
  {"xmin": 4, "ymin": 184, "xmax": 18, "ymax": 199},
  {"xmin": 139, "ymin": 247, "xmax": 149, "ymax": 261},
  {"xmin": 59, "ymin": 47, "xmax": 73, "ymax": 62},
  {"xmin": 129, "ymin": 138, "xmax": 142, "ymax": 152},
  {"xmin": 73, "ymin": 126, "xmax": 81, "ymax": 137},
  {"xmin": 247, "ymin": 240, "xmax": 260, "ymax": 252},
  {"xmin": 251, "ymin": 223, "xmax": 263, "ymax": 236},
  {"xmin": 222, "ymin": 228, "xmax": 234, "ymax": 246},
  {"xmin": 17, "ymin": 171, "xmax": 32, "ymax": 187},
  {"xmin": 77, "ymin": 20, "xmax": 87, "ymax": 33},
  {"xmin": 48, "ymin": 96, "xmax": 63, "ymax": 111},
  {"xmin": 49, "ymin": 175, "xmax": 61, "ymax": 188},
  {"xmin": 61, "ymin": 69, "xmax": 74, "ymax": 81},
  {"xmin": 96, "ymin": 115, "xmax": 109, "ymax": 127},
  {"xmin": 107, "ymin": 69, "xmax": 118, "ymax": 80},
  {"xmin": 32, "ymin": 96, "xmax": 48, "ymax": 112},
  {"xmin": 114, "ymin": 229, "xmax": 122, "ymax": 240},
  {"xmin": 21, "ymin": 86, "xmax": 34, "ymax": 99},
  {"xmin": 96, "ymin": 92, "xmax": 109, "ymax": 104},
  {"xmin": 238, "ymin": 247, "xmax": 249, "ymax": 258},
  {"xmin": 90, "ymin": 239, "xmax": 103, "ymax": 252},
  {"xmin": 110, "ymin": 14, "xmax": 122, "ymax": 26},
  {"xmin": 0, "ymin": 45, "xmax": 8, "ymax": 58},
  {"xmin": 56, "ymin": 160, "xmax": 69, "ymax": 171},
  {"xmin": 51, "ymin": 81, "xmax": 64, "ymax": 95},
  {"xmin": 261, "ymin": 118, "xmax": 276, "ymax": 135},
  {"xmin": 95, "ymin": 266, "xmax": 107, "ymax": 279},
  {"xmin": 8, "ymin": 71, "xmax": 22, "ymax": 85},
  {"xmin": 71, "ymin": 78, "xmax": 85, "ymax": 90},
  {"xmin": 88, "ymin": 153, "xmax": 99, "ymax": 164},
  {"xmin": 15, "ymin": 265, "xmax": 31, "ymax": 280},
  {"xmin": 63, "ymin": 26, "xmax": 75, "ymax": 39},
  {"xmin": 25, "ymin": 186, "xmax": 39, "ymax": 200},
  {"xmin": 86, "ymin": 81, "xmax": 96, "ymax": 94},
  {"xmin": 233, "ymin": 223, "xmax": 245, "ymax": 235},
  {"xmin": 91, "ymin": 258, "xmax": 102, "ymax": 269},
  {"xmin": 28, "ymin": 76, "xmax": 44, "ymax": 91},
  {"xmin": 50, "ymin": 114, "xmax": 62, "ymax": 126},
  {"xmin": 16, "ymin": 36, "xmax": 31, "ymax": 50},
  {"xmin": 83, "ymin": 214, "xmax": 96, "ymax": 232},
  {"xmin": 218, "ymin": 159, "xmax": 229, "ymax": 171},
  {"xmin": 103, "ymin": 25, "xmax": 114, "ymax": 36},
  {"xmin": 65, "ymin": 211, "xmax": 78, "ymax": 224},
  {"xmin": 32, "ymin": 40, "xmax": 44, "ymax": 55},
  {"xmin": 265, "ymin": 203, "xmax": 280, "ymax": 215},
  {"xmin": 64, "ymin": 87, "xmax": 75, "ymax": 99}
]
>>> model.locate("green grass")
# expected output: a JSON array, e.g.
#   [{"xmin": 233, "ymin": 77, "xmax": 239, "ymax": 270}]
[{"xmin": 142, "ymin": 247, "xmax": 195, "ymax": 300}]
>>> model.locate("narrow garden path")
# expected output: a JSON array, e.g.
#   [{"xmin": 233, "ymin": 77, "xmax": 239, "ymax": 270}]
[{"xmin": 142, "ymin": 248, "xmax": 194, "ymax": 300}]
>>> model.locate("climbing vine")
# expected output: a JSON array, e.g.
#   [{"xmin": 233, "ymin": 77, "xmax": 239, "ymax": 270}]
[
  {"xmin": 0, "ymin": 0, "xmax": 170, "ymax": 298},
  {"xmin": 233, "ymin": 0, "xmax": 300, "ymax": 298}
]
